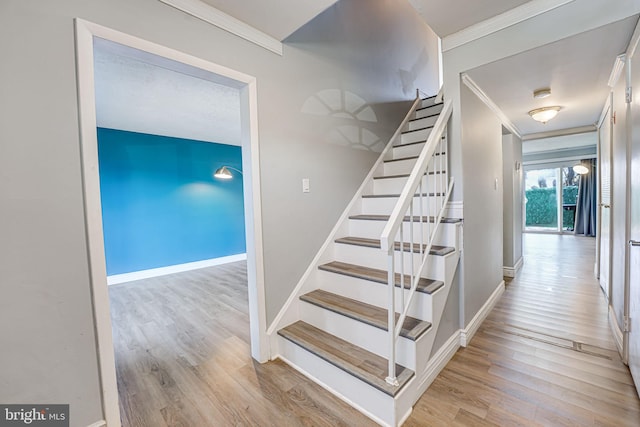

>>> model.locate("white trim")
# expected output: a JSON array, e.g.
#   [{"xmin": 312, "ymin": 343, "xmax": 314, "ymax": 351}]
[
  {"xmin": 86, "ymin": 421, "xmax": 106, "ymax": 427},
  {"xmin": 157, "ymin": 0, "xmax": 283, "ymax": 55},
  {"xmin": 461, "ymin": 73, "xmax": 521, "ymax": 138},
  {"xmin": 75, "ymin": 19, "xmax": 269, "ymax": 425},
  {"xmin": 442, "ymin": 0, "xmax": 575, "ymax": 52},
  {"xmin": 608, "ymin": 54, "xmax": 626, "ymax": 88},
  {"xmin": 107, "ymin": 254, "xmax": 247, "ymax": 285},
  {"xmin": 503, "ymin": 256, "xmax": 523, "ymax": 278},
  {"xmin": 522, "ymin": 125, "xmax": 597, "ymax": 141},
  {"xmin": 460, "ymin": 281, "xmax": 505, "ymax": 347},
  {"xmin": 609, "ymin": 306, "xmax": 624, "ymax": 355},
  {"xmin": 416, "ymin": 330, "xmax": 460, "ymax": 394},
  {"xmin": 523, "ymin": 154, "xmax": 597, "ymax": 167}
]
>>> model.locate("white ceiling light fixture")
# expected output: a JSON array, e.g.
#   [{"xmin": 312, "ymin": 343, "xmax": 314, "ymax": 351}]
[
  {"xmin": 573, "ymin": 163, "xmax": 589, "ymax": 174},
  {"xmin": 533, "ymin": 88, "xmax": 551, "ymax": 99},
  {"xmin": 528, "ymin": 106, "xmax": 561, "ymax": 124}
]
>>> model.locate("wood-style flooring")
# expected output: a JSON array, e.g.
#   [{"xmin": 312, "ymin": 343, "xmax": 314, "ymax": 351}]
[
  {"xmin": 111, "ymin": 233, "xmax": 640, "ymax": 426},
  {"xmin": 405, "ymin": 233, "xmax": 640, "ymax": 426}
]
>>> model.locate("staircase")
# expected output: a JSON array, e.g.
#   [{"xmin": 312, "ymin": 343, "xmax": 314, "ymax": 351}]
[{"xmin": 268, "ymin": 94, "xmax": 461, "ymax": 426}]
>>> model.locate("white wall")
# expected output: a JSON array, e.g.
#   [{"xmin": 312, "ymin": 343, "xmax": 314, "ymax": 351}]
[
  {"xmin": 610, "ymin": 72, "xmax": 629, "ymax": 328},
  {"xmin": 460, "ymin": 84, "xmax": 504, "ymax": 323},
  {"xmin": 0, "ymin": 0, "xmax": 439, "ymax": 424},
  {"xmin": 503, "ymin": 133, "xmax": 523, "ymax": 269}
]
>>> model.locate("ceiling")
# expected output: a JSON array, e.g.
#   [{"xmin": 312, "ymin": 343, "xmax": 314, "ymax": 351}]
[
  {"xmin": 200, "ymin": 0, "xmax": 339, "ymax": 40},
  {"xmin": 407, "ymin": 0, "xmax": 531, "ymax": 36},
  {"xmin": 93, "ymin": 38, "xmax": 242, "ymax": 146},
  {"xmin": 466, "ymin": 16, "xmax": 637, "ymax": 137}
]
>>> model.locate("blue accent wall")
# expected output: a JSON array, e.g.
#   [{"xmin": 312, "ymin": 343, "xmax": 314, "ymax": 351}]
[{"xmin": 97, "ymin": 128, "xmax": 245, "ymax": 275}]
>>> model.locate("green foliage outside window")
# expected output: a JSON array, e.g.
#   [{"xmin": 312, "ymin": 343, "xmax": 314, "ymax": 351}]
[{"xmin": 525, "ymin": 186, "xmax": 578, "ymax": 228}]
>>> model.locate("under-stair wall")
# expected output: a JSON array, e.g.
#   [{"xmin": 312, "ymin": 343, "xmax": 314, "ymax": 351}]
[{"xmin": 265, "ymin": 94, "xmax": 465, "ymax": 426}]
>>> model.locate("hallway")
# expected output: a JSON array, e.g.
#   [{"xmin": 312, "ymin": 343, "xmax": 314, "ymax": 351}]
[{"xmin": 406, "ymin": 233, "xmax": 640, "ymax": 425}]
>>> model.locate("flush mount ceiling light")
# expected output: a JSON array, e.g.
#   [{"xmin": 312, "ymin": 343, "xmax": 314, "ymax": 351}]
[
  {"xmin": 573, "ymin": 163, "xmax": 589, "ymax": 174},
  {"xmin": 528, "ymin": 106, "xmax": 561, "ymax": 124},
  {"xmin": 533, "ymin": 88, "xmax": 551, "ymax": 99}
]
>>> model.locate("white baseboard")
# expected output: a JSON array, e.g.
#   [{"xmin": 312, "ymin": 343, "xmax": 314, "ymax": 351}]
[
  {"xmin": 460, "ymin": 281, "xmax": 505, "ymax": 347},
  {"xmin": 417, "ymin": 330, "xmax": 461, "ymax": 394},
  {"xmin": 107, "ymin": 254, "xmax": 247, "ymax": 285},
  {"xmin": 503, "ymin": 256, "xmax": 523, "ymax": 278},
  {"xmin": 608, "ymin": 306, "xmax": 624, "ymax": 356},
  {"xmin": 86, "ymin": 421, "xmax": 106, "ymax": 427}
]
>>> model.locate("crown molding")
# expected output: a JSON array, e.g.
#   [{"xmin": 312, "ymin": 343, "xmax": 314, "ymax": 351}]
[
  {"xmin": 158, "ymin": 0, "xmax": 283, "ymax": 55},
  {"xmin": 442, "ymin": 0, "xmax": 575, "ymax": 52},
  {"xmin": 461, "ymin": 73, "xmax": 521, "ymax": 138},
  {"xmin": 608, "ymin": 54, "xmax": 626, "ymax": 88}
]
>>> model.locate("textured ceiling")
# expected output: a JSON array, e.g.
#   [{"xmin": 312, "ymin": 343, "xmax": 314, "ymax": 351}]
[
  {"xmin": 466, "ymin": 16, "xmax": 637, "ymax": 136},
  {"xmin": 93, "ymin": 38, "xmax": 242, "ymax": 146}
]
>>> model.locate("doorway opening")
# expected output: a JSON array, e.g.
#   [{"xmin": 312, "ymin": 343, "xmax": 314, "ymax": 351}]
[
  {"xmin": 524, "ymin": 165, "xmax": 580, "ymax": 233},
  {"xmin": 75, "ymin": 19, "xmax": 267, "ymax": 426}
]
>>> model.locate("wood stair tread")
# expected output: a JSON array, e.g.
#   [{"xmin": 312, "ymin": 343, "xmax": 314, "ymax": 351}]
[
  {"xmin": 319, "ymin": 261, "xmax": 444, "ymax": 294},
  {"xmin": 393, "ymin": 136, "xmax": 446, "ymax": 148},
  {"xmin": 383, "ymin": 152, "xmax": 445, "ymax": 163},
  {"xmin": 373, "ymin": 171, "xmax": 446, "ymax": 180},
  {"xmin": 402, "ymin": 125, "xmax": 434, "ymax": 135},
  {"xmin": 362, "ymin": 192, "xmax": 446, "ymax": 198},
  {"xmin": 349, "ymin": 214, "xmax": 462, "ymax": 224},
  {"xmin": 278, "ymin": 321, "xmax": 414, "ymax": 397},
  {"xmin": 300, "ymin": 289, "xmax": 431, "ymax": 341},
  {"xmin": 335, "ymin": 236, "xmax": 455, "ymax": 256},
  {"xmin": 416, "ymin": 102, "xmax": 443, "ymax": 111},
  {"xmin": 409, "ymin": 112, "xmax": 440, "ymax": 121}
]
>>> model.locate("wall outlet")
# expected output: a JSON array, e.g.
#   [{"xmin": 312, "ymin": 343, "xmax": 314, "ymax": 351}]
[{"xmin": 302, "ymin": 178, "xmax": 310, "ymax": 193}]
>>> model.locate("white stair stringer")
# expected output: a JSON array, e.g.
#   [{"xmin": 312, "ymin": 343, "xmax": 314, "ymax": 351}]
[{"xmin": 267, "ymin": 95, "xmax": 461, "ymax": 426}]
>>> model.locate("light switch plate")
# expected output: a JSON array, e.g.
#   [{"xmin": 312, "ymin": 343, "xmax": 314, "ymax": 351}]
[{"xmin": 302, "ymin": 178, "xmax": 310, "ymax": 193}]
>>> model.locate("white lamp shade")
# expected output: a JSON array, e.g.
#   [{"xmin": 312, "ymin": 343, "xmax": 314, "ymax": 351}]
[
  {"xmin": 528, "ymin": 106, "xmax": 561, "ymax": 123},
  {"xmin": 573, "ymin": 164, "xmax": 589, "ymax": 174}
]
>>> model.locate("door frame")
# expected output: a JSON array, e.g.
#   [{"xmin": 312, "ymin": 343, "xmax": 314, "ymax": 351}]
[{"xmin": 75, "ymin": 19, "xmax": 269, "ymax": 426}]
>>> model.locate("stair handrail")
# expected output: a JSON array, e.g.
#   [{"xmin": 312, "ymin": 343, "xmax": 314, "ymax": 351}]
[
  {"xmin": 380, "ymin": 98, "xmax": 453, "ymax": 386},
  {"xmin": 380, "ymin": 99, "xmax": 452, "ymax": 253}
]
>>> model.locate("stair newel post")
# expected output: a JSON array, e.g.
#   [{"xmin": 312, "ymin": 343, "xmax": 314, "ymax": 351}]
[{"xmin": 386, "ymin": 248, "xmax": 399, "ymax": 387}]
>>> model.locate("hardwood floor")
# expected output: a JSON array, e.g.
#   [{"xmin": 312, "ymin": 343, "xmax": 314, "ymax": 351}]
[
  {"xmin": 111, "ymin": 233, "xmax": 640, "ymax": 426},
  {"xmin": 406, "ymin": 233, "xmax": 640, "ymax": 426},
  {"xmin": 109, "ymin": 262, "xmax": 372, "ymax": 426}
]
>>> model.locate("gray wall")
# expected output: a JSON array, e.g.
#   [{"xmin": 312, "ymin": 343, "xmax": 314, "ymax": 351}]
[
  {"xmin": 0, "ymin": 0, "xmax": 439, "ymax": 424},
  {"xmin": 460, "ymin": 85, "xmax": 504, "ymax": 323},
  {"xmin": 503, "ymin": 133, "xmax": 523, "ymax": 268}
]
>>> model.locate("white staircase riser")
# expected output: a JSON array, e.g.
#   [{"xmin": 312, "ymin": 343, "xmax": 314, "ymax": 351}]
[
  {"xmin": 408, "ymin": 114, "xmax": 439, "ymax": 131},
  {"xmin": 384, "ymin": 155, "xmax": 448, "ymax": 176},
  {"xmin": 392, "ymin": 139, "xmax": 445, "ymax": 158},
  {"xmin": 383, "ymin": 158, "xmax": 418, "ymax": 176},
  {"xmin": 373, "ymin": 175, "xmax": 448, "ymax": 195},
  {"xmin": 361, "ymin": 196, "xmax": 443, "ymax": 216},
  {"xmin": 348, "ymin": 220, "xmax": 458, "ymax": 248},
  {"xmin": 401, "ymin": 128, "xmax": 432, "ymax": 145},
  {"xmin": 333, "ymin": 244, "xmax": 446, "ymax": 281},
  {"xmin": 317, "ymin": 269, "xmax": 434, "ymax": 322},
  {"xmin": 299, "ymin": 301, "xmax": 418, "ymax": 370},
  {"xmin": 415, "ymin": 104, "xmax": 443, "ymax": 119},
  {"xmin": 277, "ymin": 337, "xmax": 400, "ymax": 427}
]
